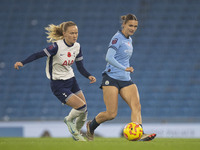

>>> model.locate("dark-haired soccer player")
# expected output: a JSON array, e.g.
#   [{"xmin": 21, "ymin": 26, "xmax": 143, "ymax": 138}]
[{"xmin": 86, "ymin": 14, "xmax": 156, "ymax": 141}]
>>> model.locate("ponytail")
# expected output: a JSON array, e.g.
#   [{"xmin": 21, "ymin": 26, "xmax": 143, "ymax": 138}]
[{"xmin": 45, "ymin": 21, "xmax": 76, "ymax": 43}]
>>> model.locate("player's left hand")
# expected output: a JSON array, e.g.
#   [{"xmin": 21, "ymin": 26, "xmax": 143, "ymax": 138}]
[
  {"xmin": 14, "ymin": 62, "xmax": 23, "ymax": 70},
  {"xmin": 88, "ymin": 76, "xmax": 96, "ymax": 84},
  {"xmin": 125, "ymin": 67, "xmax": 134, "ymax": 73}
]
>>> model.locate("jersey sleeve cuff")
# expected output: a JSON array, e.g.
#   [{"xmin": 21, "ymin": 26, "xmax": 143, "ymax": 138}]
[{"xmin": 108, "ymin": 46, "xmax": 118, "ymax": 51}]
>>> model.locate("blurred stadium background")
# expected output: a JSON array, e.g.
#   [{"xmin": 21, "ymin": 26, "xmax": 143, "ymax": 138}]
[{"xmin": 0, "ymin": 0, "xmax": 200, "ymax": 137}]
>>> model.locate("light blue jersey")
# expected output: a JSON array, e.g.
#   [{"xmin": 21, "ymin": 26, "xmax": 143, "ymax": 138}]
[{"xmin": 104, "ymin": 30, "xmax": 133, "ymax": 81}]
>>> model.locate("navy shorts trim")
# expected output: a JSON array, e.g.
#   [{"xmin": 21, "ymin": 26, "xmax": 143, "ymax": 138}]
[
  {"xmin": 100, "ymin": 73, "xmax": 134, "ymax": 90},
  {"xmin": 50, "ymin": 77, "xmax": 81, "ymax": 104}
]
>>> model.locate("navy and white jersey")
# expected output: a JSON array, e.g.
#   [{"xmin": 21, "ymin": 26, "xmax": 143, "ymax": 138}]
[
  {"xmin": 104, "ymin": 30, "xmax": 133, "ymax": 81},
  {"xmin": 44, "ymin": 39, "xmax": 83, "ymax": 80}
]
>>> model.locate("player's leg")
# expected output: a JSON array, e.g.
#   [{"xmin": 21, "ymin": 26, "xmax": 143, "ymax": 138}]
[
  {"xmin": 51, "ymin": 79, "xmax": 86, "ymax": 141},
  {"xmin": 119, "ymin": 84, "xmax": 142, "ymax": 124},
  {"xmin": 74, "ymin": 91, "xmax": 88, "ymax": 132},
  {"xmin": 65, "ymin": 94, "xmax": 86, "ymax": 124},
  {"xmin": 119, "ymin": 84, "xmax": 156, "ymax": 141},
  {"xmin": 75, "ymin": 90, "xmax": 86, "ymax": 102},
  {"xmin": 65, "ymin": 93, "xmax": 86, "ymax": 109},
  {"xmin": 69, "ymin": 78, "xmax": 88, "ymax": 132},
  {"xmin": 86, "ymin": 86, "xmax": 119, "ymax": 140},
  {"xmin": 64, "ymin": 94, "xmax": 87, "ymax": 141},
  {"xmin": 96, "ymin": 86, "xmax": 119, "ymax": 123}
]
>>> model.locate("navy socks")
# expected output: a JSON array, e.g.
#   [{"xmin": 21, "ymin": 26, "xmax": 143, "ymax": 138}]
[{"xmin": 89, "ymin": 118, "xmax": 100, "ymax": 133}]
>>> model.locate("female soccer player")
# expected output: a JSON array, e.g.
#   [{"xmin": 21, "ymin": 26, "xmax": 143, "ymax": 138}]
[
  {"xmin": 14, "ymin": 21, "xmax": 96, "ymax": 141},
  {"xmin": 86, "ymin": 14, "xmax": 156, "ymax": 141}
]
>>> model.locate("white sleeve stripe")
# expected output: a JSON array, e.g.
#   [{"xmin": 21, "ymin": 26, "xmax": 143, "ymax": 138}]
[
  {"xmin": 43, "ymin": 48, "xmax": 51, "ymax": 57},
  {"xmin": 76, "ymin": 56, "xmax": 83, "ymax": 61}
]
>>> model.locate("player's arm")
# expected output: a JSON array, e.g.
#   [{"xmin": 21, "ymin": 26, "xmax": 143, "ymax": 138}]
[
  {"xmin": 75, "ymin": 48, "xmax": 96, "ymax": 83},
  {"xmin": 14, "ymin": 51, "xmax": 46, "ymax": 70},
  {"xmin": 75, "ymin": 60, "xmax": 96, "ymax": 83},
  {"xmin": 105, "ymin": 47, "xmax": 126, "ymax": 70},
  {"xmin": 14, "ymin": 43, "xmax": 58, "ymax": 70},
  {"xmin": 106, "ymin": 47, "xmax": 133, "ymax": 72}
]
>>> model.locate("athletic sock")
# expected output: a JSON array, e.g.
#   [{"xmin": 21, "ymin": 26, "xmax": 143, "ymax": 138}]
[
  {"xmin": 66, "ymin": 105, "xmax": 87, "ymax": 122},
  {"xmin": 76, "ymin": 110, "xmax": 88, "ymax": 131},
  {"xmin": 89, "ymin": 118, "xmax": 100, "ymax": 133}
]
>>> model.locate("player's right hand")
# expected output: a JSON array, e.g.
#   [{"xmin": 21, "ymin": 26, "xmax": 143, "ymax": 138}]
[{"xmin": 14, "ymin": 62, "xmax": 23, "ymax": 70}]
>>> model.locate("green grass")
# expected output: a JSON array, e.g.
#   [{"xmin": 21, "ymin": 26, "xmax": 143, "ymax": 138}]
[{"xmin": 0, "ymin": 138, "xmax": 200, "ymax": 150}]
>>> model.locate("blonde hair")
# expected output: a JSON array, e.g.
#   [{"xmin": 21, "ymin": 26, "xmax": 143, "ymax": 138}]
[
  {"xmin": 45, "ymin": 21, "xmax": 76, "ymax": 43},
  {"xmin": 121, "ymin": 14, "xmax": 137, "ymax": 24}
]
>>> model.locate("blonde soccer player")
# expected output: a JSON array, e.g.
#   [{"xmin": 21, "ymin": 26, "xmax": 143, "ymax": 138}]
[{"xmin": 14, "ymin": 21, "xmax": 96, "ymax": 141}]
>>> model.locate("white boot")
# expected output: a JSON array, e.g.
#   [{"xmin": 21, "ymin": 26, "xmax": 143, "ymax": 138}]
[
  {"xmin": 64, "ymin": 116, "xmax": 86, "ymax": 141},
  {"xmin": 64, "ymin": 116, "xmax": 78, "ymax": 135}
]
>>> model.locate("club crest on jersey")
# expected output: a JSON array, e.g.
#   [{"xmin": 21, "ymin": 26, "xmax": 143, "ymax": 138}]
[
  {"xmin": 112, "ymin": 38, "xmax": 118, "ymax": 44},
  {"xmin": 47, "ymin": 45, "xmax": 54, "ymax": 50},
  {"xmin": 105, "ymin": 80, "xmax": 109, "ymax": 85},
  {"xmin": 62, "ymin": 60, "xmax": 74, "ymax": 66}
]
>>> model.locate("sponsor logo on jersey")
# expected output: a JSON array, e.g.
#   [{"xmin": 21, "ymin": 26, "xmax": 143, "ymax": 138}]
[
  {"xmin": 124, "ymin": 49, "xmax": 132, "ymax": 53},
  {"xmin": 124, "ymin": 49, "xmax": 133, "ymax": 57},
  {"xmin": 62, "ymin": 60, "xmax": 74, "ymax": 66}
]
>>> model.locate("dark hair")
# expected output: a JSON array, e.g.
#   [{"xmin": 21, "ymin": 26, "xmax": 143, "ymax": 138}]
[{"xmin": 121, "ymin": 14, "xmax": 137, "ymax": 24}]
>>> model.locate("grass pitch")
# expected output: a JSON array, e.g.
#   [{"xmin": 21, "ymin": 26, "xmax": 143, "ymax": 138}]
[{"xmin": 0, "ymin": 138, "xmax": 200, "ymax": 150}]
